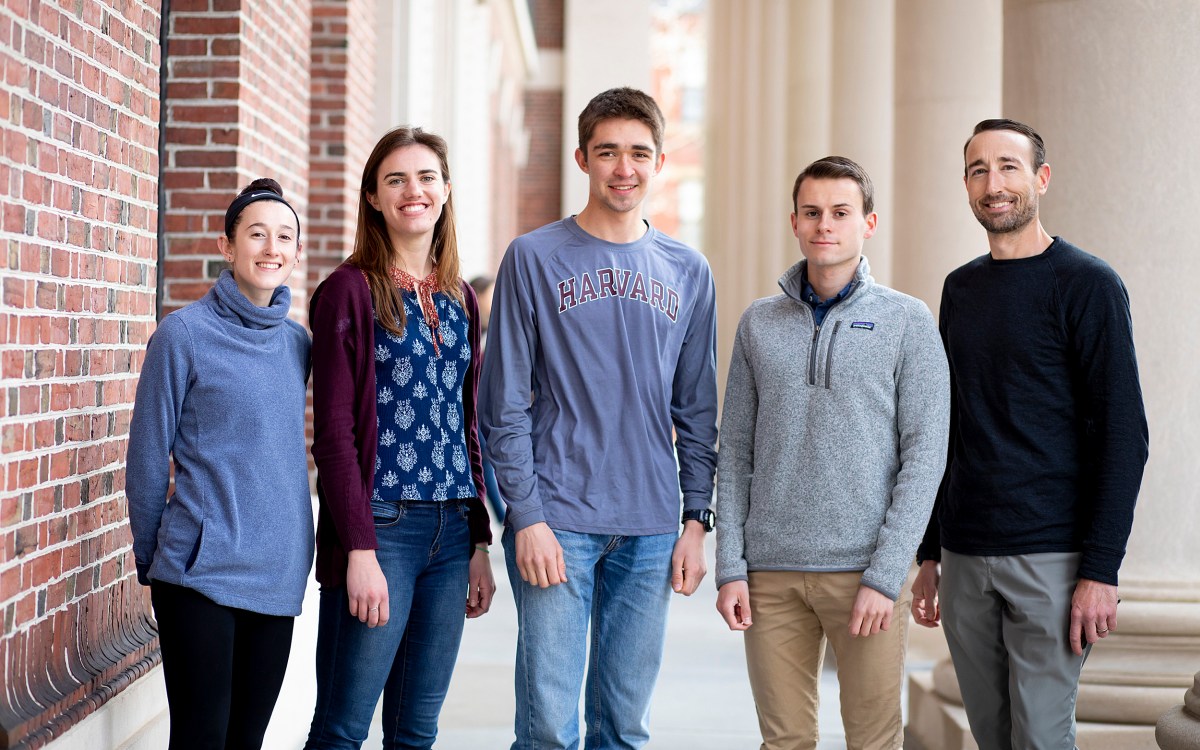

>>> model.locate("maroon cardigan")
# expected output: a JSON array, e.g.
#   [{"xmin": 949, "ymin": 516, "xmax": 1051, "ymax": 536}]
[{"xmin": 309, "ymin": 263, "xmax": 492, "ymax": 588}]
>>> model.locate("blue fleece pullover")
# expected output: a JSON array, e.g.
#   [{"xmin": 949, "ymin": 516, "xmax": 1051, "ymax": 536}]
[
  {"xmin": 126, "ymin": 271, "xmax": 313, "ymax": 616},
  {"xmin": 480, "ymin": 217, "xmax": 718, "ymax": 534}
]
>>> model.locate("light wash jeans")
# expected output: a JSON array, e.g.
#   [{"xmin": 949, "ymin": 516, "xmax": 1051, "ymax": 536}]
[
  {"xmin": 503, "ymin": 525, "xmax": 676, "ymax": 750},
  {"xmin": 305, "ymin": 499, "xmax": 470, "ymax": 750}
]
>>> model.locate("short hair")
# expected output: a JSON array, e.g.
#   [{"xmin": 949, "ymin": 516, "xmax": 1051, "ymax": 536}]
[
  {"xmin": 791, "ymin": 156, "xmax": 875, "ymax": 215},
  {"xmin": 964, "ymin": 118, "xmax": 1046, "ymax": 174},
  {"xmin": 577, "ymin": 87, "xmax": 665, "ymax": 156}
]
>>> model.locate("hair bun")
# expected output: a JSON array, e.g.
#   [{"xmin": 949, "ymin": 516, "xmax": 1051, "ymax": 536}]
[{"xmin": 241, "ymin": 177, "xmax": 284, "ymax": 199}]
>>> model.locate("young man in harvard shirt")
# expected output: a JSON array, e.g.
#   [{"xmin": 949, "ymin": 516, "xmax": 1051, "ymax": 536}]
[{"xmin": 480, "ymin": 87, "xmax": 718, "ymax": 750}]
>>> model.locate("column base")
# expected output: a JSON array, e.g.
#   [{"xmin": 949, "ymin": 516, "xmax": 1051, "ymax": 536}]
[
  {"xmin": 907, "ymin": 670, "xmax": 1157, "ymax": 750},
  {"xmin": 905, "ymin": 592, "xmax": 1200, "ymax": 749},
  {"xmin": 1156, "ymin": 705, "xmax": 1200, "ymax": 749},
  {"xmin": 1155, "ymin": 671, "xmax": 1200, "ymax": 749}
]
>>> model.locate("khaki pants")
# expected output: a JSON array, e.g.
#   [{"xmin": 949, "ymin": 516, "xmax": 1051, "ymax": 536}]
[{"xmin": 744, "ymin": 570, "xmax": 911, "ymax": 750}]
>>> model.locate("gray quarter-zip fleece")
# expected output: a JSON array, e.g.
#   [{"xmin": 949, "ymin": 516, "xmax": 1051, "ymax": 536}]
[{"xmin": 714, "ymin": 258, "xmax": 949, "ymax": 600}]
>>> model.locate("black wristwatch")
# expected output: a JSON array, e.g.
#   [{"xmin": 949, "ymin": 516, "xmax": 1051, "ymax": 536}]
[{"xmin": 682, "ymin": 508, "xmax": 715, "ymax": 532}]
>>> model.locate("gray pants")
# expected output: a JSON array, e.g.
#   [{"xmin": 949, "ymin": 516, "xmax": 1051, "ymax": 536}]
[{"xmin": 940, "ymin": 549, "xmax": 1089, "ymax": 750}]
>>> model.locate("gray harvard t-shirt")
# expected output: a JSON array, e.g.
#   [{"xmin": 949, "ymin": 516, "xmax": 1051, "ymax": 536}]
[{"xmin": 480, "ymin": 216, "xmax": 717, "ymax": 535}]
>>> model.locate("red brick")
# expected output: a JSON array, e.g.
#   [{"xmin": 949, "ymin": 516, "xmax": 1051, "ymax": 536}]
[
  {"xmin": 210, "ymin": 38, "xmax": 241, "ymax": 57},
  {"xmin": 172, "ymin": 58, "xmax": 239, "ymax": 79},
  {"xmin": 172, "ymin": 149, "xmax": 237, "ymax": 169},
  {"xmin": 171, "ymin": 0, "xmax": 213, "ymax": 12},
  {"xmin": 172, "ymin": 15, "xmax": 240, "ymax": 35},
  {"xmin": 168, "ymin": 38, "xmax": 209, "ymax": 56},
  {"xmin": 170, "ymin": 104, "xmax": 238, "ymax": 123}
]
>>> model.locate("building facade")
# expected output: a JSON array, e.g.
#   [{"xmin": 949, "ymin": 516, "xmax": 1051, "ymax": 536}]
[
  {"xmin": 0, "ymin": 0, "xmax": 541, "ymax": 746},
  {"xmin": 2, "ymin": 0, "xmax": 1198, "ymax": 748}
]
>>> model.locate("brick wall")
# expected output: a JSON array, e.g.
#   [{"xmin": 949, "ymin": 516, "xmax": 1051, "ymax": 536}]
[
  {"xmin": 307, "ymin": 0, "xmax": 376, "ymax": 289},
  {"xmin": 305, "ymin": 0, "xmax": 376, "ymax": 479},
  {"xmin": 530, "ymin": 0, "xmax": 563, "ymax": 49},
  {"xmin": 518, "ymin": 0, "xmax": 563, "ymax": 235},
  {"xmin": 160, "ymin": 0, "xmax": 312, "ymax": 319},
  {"xmin": 0, "ymin": 1, "xmax": 162, "ymax": 746},
  {"xmin": 491, "ymin": 113, "xmax": 519, "ymax": 267},
  {"xmin": 0, "ymin": 0, "xmax": 551, "ymax": 743},
  {"xmin": 517, "ymin": 89, "xmax": 563, "ymax": 235}
]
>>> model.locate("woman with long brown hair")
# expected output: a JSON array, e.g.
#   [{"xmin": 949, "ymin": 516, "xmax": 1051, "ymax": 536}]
[{"xmin": 304, "ymin": 127, "xmax": 495, "ymax": 749}]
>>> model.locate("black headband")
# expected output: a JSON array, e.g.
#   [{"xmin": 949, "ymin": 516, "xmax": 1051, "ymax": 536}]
[{"xmin": 223, "ymin": 191, "xmax": 300, "ymax": 240}]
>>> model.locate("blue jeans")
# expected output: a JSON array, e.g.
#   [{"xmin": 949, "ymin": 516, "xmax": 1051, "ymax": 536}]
[
  {"xmin": 503, "ymin": 526, "xmax": 676, "ymax": 750},
  {"xmin": 305, "ymin": 500, "xmax": 471, "ymax": 750}
]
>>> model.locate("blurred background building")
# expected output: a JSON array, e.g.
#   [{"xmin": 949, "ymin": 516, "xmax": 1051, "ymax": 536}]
[{"xmin": 1, "ymin": 0, "xmax": 1197, "ymax": 747}]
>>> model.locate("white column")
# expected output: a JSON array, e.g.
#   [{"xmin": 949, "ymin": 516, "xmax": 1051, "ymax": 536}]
[
  {"xmin": 830, "ymin": 0, "xmax": 895, "ymax": 285},
  {"xmin": 892, "ymin": 4, "xmax": 1003, "ymax": 747},
  {"xmin": 909, "ymin": 2, "xmax": 1200, "ymax": 747},
  {"xmin": 891, "ymin": 0, "xmax": 1002, "ymax": 312},
  {"xmin": 704, "ymin": 0, "xmax": 832, "ymax": 385},
  {"xmin": 374, "ymin": 0, "xmax": 409, "ymax": 135},
  {"xmin": 1000, "ymin": 1, "xmax": 1200, "ymax": 746},
  {"xmin": 447, "ymin": 0, "xmax": 494, "ymax": 277},
  {"xmin": 560, "ymin": 0, "xmax": 652, "ymax": 215}
]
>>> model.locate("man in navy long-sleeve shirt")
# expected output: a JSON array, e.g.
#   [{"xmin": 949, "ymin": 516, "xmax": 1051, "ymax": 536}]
[
  {"xmin": 912, "ymin": 119, "xmax": 1149, "ymax": 750},
  {"xmin": 480, "ymin": 87, "xmax": 718, "ymax": 750}
]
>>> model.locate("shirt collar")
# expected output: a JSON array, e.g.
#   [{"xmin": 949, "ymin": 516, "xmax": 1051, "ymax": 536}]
[{"xmin": 800, "ymin": 270, "xmax": 855, "ymax": 306}]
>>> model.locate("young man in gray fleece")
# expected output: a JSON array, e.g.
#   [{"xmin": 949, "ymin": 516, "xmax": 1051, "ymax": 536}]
[{"xmin": 714, "ymin": 155, "xmax": 950, "ymax": 750}]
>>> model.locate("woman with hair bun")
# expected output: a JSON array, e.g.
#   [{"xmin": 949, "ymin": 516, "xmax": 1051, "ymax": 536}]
[
  {"xmin": 126, "ymin": 178, "xmax": 313, "ymax": 750},
  {"xmin": 304, "ymin": 127, "xmax": 495, "ymax": 749}
]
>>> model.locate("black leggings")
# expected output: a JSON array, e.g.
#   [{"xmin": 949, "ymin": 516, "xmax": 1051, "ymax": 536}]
[{"xmin": 151, "ymin": 581, "xmax": 294, "ymax": 750}]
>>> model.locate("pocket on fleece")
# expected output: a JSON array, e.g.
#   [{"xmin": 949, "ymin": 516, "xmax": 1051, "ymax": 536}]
[{"xmin": 183, "ymin": 520, "xmax": 207, "ymax": 574}]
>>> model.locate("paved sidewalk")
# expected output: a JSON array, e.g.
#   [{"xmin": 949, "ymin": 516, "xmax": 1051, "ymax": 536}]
[{"xmin": 263, "ymin": 532, "xmax": 924, "ymax": 749}]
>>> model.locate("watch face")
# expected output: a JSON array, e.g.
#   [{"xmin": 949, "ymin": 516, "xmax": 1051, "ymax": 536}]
[{"xmin": 684, "ymin": 509, "xmax": 714, "ymax": 531}]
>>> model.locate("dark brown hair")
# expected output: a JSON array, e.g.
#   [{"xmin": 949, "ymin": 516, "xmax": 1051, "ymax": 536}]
[
  {"xmin": 791, "ymin": 156, "xmax": 875, "ymax": 215},
  {"xmin": 964, "ymin": 118, "xmax": 1046, "ymax": 175},
  {"xmin": 577, "ymin": 87, "xmax": 665, "ymax": 157},
  {"xmin": 348, "ymin": 127, "xmax": 464, "ymax": 337}
]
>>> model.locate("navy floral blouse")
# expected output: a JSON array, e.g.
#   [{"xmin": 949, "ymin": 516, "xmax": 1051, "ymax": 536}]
[{"xmin": 372, "ymin": 291, "xmax": 477, "ymax": 502}]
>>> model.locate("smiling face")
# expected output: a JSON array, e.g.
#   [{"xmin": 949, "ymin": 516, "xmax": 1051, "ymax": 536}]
[
  {"xmin": 367, "ymin": 144, "xmax": 450, "ymax": 247},
  {"xmin": 575, "ymin": 118, "xmax": 665, "ymax": 218},
  {"xmin": 218, "ymin": 199, "xmax": 300, "ymax": 307},
  {"xmin": 790, "ymin": 177, "xmax": 877, "ymax": 275},
  {"xmin": 964, "ymin": 128, "xmax": 1050, "ymax": 235}
]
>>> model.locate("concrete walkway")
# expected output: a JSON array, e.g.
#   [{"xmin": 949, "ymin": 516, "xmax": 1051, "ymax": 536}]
[{"xmin": 263, "ymin": 532, "xmax": 935, "ymax": 749}]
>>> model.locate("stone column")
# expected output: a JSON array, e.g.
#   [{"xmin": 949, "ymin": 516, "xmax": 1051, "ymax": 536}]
[
  {"xmin": 1158, "ymin": 675, "xmax": 1200, "ymax": 748},
  {"xmin": 1003, "ymin": 2, "xmax": 1200, "ymax": 747},
  {"xmin": 830, "ymin": 0, "xmax": 895, "ymax": 285},
  {"xmin": 705, "ymin": 0, "xmax": 831, "ymax": 383},
  {"xmin": 561, "ymin": 0, "xmax": 652, "ymax": 215},
  {"xmin": 891, "ymin": 0, "xmax": 1002, "ymax": 312},
  {"xmin": 1002, "ymin": 1, "xmax": 1200, "ymax": 747},
  {"xmin": 891, "ymin": 3, "xmax": 1003, "ymax": 747},
  {"xmin": 908, "ymin": 2, "xmax": 1200, "ymax": 748}
]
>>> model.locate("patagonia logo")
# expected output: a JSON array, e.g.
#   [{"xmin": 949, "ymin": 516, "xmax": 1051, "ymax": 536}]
[{"xmin": 850, "ymin": 321, "xmax": 875, "ymax": 330}]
